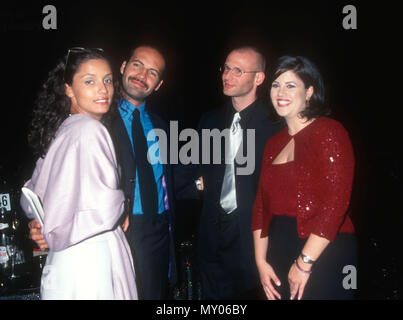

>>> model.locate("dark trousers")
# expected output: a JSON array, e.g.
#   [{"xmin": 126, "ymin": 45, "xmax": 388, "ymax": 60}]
[
  {"xmin": 268, "ymin": 215, "xmax": 358, "ymax": 300},
  {"xmin": 199, "ymin": 211, "xmax": 261, "ymax": 300},
  {"xmin": 126, "ymin": 213, "xmax": 169, "ymax": 300}
]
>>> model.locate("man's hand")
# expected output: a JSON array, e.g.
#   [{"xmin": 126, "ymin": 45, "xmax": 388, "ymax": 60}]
[
  {"xmin": 28, "ymin": 219, "xmax": 48, "ymax": 249},
  {"xmin": 195, "ymin": 177, "xmax": 204, "ymax": 191},
  {"xmin": 122, "ymin": 214, "xmax": 130, "ymax": 232}
]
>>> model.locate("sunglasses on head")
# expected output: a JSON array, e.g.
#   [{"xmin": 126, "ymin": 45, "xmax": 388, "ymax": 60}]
[
  {"xmin": 64, "ymin": 47, "xmax": 104, "ymax": 80},
  {"xmin": 65, "ymin": 47, "xmax": 104, "ymax": 63}
]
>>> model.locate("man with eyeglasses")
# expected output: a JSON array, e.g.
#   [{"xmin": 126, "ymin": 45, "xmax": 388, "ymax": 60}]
[{"xmin": 195, "ymin": 46, "xmax": 281, "ymax": 299}]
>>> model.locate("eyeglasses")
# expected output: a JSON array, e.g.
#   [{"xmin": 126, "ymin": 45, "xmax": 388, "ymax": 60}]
[
  {"xmin": 220, "ymin": 64, "xmax": 261, "ymax": 77},
  {"xmin": 65, "ymin": 47, "xmax": 104, "ymax": 67}
]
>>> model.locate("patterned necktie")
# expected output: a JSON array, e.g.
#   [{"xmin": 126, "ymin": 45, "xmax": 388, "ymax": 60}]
[
  {"xmin": 220, "ymin": 112, "xmax": 242, "ymax": 214},
  {"xmin": 131, "ymin": 108, "xmax": 158, "ymax": 216}
]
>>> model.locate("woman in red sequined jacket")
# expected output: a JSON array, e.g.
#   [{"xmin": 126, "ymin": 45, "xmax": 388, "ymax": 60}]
[{"xmin": 251, "ymin": 56, "xmax": 357, "ymax": 300}]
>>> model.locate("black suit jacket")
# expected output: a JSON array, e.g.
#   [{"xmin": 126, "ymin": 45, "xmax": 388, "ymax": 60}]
[
  {"xmin": 109, "ymin": 108, "xmax": 177, "ymax": 285},
  {"xmin": 197, "ymin": 99, "xmax": 282, "ymax": 290}
]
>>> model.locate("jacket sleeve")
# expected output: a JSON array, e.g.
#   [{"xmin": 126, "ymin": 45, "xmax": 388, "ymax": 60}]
[
  {"xmin": 20, "ymin": 158, "xmax": 43, "ymax": 221},
  {"xmin": 251, "ymin": 140, "xmax": 273, "ymax": 238},
  {"xmin": 42, "ymin": 120, "xmax": 125, "ymax": 251},
  {"xmin": 310, "ymin": 121, "xmax": 355, "ymax": 241}
]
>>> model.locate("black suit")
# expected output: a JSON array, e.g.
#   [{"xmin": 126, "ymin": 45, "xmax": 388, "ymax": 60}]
[
  {"xmin": 197, "ymin": 99, "xmax": 281, "ymax": 299},
  {"xmin": 110, "ymin": 108, "xmax": 177, "ymax": 300}
]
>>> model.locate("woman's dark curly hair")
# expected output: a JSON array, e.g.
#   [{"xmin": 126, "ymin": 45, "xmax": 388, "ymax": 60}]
[
  {"xmin": 270, "ymin": 55, "xmax": 331, "ymax": 121},
  {"xmin": 28, "ymin": 49, "xmax": 117, "ymax": 158}
]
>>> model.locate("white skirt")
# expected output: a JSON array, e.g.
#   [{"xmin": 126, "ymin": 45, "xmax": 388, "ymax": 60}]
[{"xmin": 41, "ymin": 232, "xmax": 115, "ymax": 300}]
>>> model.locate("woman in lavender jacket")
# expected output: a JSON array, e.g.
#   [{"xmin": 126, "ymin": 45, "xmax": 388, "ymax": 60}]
[{"xmin": 20, "ymin": 48, "xmax": 137, "ymax": 300}]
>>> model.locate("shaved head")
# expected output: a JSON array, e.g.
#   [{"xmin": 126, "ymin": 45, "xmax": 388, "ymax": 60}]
[{"xmin": 230, "ymin": 46, "xmax": 266, "ymax": 73}]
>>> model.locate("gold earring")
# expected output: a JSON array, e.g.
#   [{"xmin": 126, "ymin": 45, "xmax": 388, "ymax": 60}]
[{"xmin": 306, "ymin": 100, "xmax": 310, "ymax": 108}]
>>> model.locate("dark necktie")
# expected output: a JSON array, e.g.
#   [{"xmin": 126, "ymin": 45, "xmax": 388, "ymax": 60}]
[{"xmin": 131, "ymin": 108, "xmax": 158, "ymax": 216}]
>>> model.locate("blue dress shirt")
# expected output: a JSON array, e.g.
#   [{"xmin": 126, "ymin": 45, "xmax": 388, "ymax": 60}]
[{"xmin": 118, "ymin": 99, "xmax": 167, "ymax": 215}]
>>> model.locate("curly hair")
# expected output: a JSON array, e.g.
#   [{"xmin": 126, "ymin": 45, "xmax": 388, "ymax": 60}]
[{"xmin": 28, "ymin": 49, "xmax": 116, "ymax": 158}]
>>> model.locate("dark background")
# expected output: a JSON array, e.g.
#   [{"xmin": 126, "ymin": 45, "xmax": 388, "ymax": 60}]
[{"xmin": 1, "ymin": 1, "xmax": 401, "ymax": 299}]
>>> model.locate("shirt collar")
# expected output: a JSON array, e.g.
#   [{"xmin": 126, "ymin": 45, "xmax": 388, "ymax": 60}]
[
  {"xmin": 226, "ymin": 99, "xmax": 260, "ymax": 125},
  {"xmin": 118, "ymin": 98, "xmax": 146, "ymax": 119}
]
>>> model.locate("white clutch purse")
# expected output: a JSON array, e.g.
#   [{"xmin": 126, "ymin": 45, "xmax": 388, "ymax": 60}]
[{"xmin": 21, "ymin": 187, "xmax": 45, "ymax": 227}]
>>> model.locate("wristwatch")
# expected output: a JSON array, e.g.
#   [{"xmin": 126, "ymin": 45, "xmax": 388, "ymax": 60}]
[{"xmin": 300, "ymin": 253, "xmax": 315, "ymax": 264}]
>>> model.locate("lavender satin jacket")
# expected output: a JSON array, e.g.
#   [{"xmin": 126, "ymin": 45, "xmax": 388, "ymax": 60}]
[{"xmin": 20, "ymin": 114, "xmax": 137, "ymax": 299}]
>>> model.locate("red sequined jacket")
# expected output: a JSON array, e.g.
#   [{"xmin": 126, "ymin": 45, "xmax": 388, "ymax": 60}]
[{"xmin": 251, "ymin": 117, "xmax": 355, "ymax": 242}]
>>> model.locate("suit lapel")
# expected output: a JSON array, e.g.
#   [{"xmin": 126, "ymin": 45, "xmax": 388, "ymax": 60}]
[
  {"xmin": 114, "ymin": 115, "xmax": 134, "ymax": 159},
  {"xmin": 112, "ymin": 114, "xmax": 136, "ymax": 192},
  {"xmin": 147, "ymin": 112, "xmax": 169, "ymax": 177}
]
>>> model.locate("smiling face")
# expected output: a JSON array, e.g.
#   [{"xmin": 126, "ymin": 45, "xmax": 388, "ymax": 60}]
[
  {"xmin": 65, "ymin": 58, "xmax": 114, "ymax": 120},
  {"xmin": 270, "ymin": 70, "xmax": 313, "ymax": 121},
  {"xmin": 120, "ymin": 46, "xmax": 165, "ymax": 106}
]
